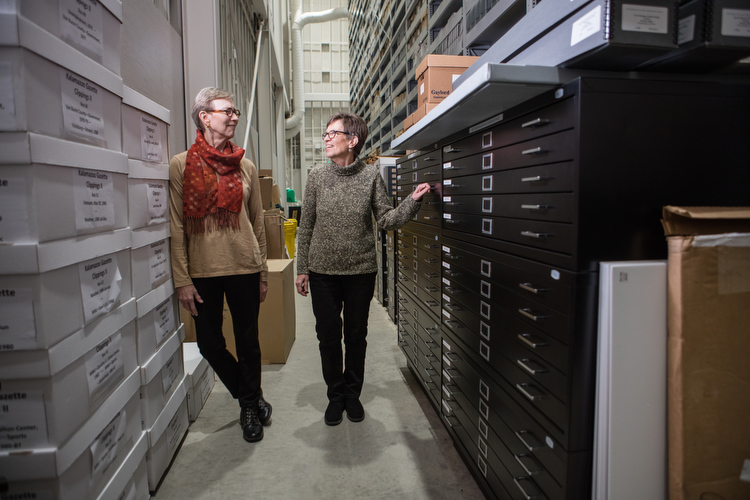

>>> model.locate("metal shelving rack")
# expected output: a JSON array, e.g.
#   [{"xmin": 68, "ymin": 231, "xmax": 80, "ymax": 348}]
[{"xmin": 348, "ymin": 0, "xmax": 535, "ymax": 156}]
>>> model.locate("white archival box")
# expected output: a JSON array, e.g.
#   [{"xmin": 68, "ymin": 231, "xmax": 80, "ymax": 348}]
[
  {"xmin": 135, "ymin": 281, "xmax": 179, "ymax": 366},
  {"xmin": 183, "ymin": 341, "xmax": 215, "ymax": 422},
  {"xmin": 96, "ymin": 431, "xmax": 150, "ymax": 500},
  {"xmin": 0, "ymin": 370, "xmax": 142, "ymax": 500},
  {"xmin": 122, "ymin": 86, "xmax": 170, "ymax": 162},
  {"xmin": 0, "ymin": 299, "xmax": 137, "ymax": 449},
  {"xmin": 146, "ymin": 375, "xmax": 189, "ymax": 492},
  {"xmin": 130, "ymin": 226, "xmax": 172, "ymax": 299},
  {"xmin": 139, "ymin": 326, "xmax": 186, "ymax": 430},
  {"xmin": 0, "ymin": 43, "xmax": 122, "ymax": 150},
  {"xmin": 0, "ymin": 244, "xmax": 133, "ymax": 348},
  {"xmin": 15, "ymin": 0, "xmax": 123, "ymax": 76}
]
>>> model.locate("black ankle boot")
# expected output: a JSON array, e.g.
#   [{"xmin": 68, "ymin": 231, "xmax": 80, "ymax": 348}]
[
  {"xmin": 240, "ymin": 405, "xmax": 263, "ymax": 442},
  {"xmin": 258, "ymin": 396, "xmax": 272, "ymax": 426}
]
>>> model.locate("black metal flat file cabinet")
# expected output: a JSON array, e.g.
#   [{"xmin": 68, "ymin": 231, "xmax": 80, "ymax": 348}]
[{"xmin": 396, "ymin": 76, "xmax": 750, "ymax": 500}]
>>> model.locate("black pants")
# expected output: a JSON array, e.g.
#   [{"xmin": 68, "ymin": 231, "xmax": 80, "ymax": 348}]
[
  {"xmin": 192, "ymin": 273, "xmax": 262, "ymax": 408},
  {"xmin": 309, "ymin": 272, "xmax": 377, "ymax": 402}
]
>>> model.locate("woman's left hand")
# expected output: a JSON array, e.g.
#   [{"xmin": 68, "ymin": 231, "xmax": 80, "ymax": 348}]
[
  {"xmin": 260, "ymin": 281, "xmax": 269, "ymax": 303},
  {"xmin": 411, "ymin": 182, "xmax": 431, "ymax": 201}
]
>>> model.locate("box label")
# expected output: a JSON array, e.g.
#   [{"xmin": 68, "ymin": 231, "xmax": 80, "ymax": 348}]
[
  {"xmin": 722, "ymin": 8, "xmax": 750, "ymax": 37},
  {"xmin": 90, "ymin": 409, "xmax": 126, "ymax": 482},
  {"xmin": 85, "ymin": 331, "xmax": 124, "ymax": 401},
  {"xmin": 0, "ymin": 62, "xmax": 16, "ymax": 127},
  {"xmin": 0, "ymin": 177, "xmax": 31, "ymax": 244},
  {"xmin": 79, "ymin": 253, "xmax": 122, "ymax": 323},
  {"xmin": 60, "ymin": 70, "xmax": 105, "ymax": 146},
  {"xmin": 621, "ymin": 4, "xmax": 669, "ymax": 34},
  {"xmin": 166, "ymin": 403, "xmax": 185, "ymax": 454},
  {"xmin": 153, "ymin": 297, "xmax": 175, "ymax": 347},
  {"xmin": 140, "ymin": 114, "xmax": 163, "ymax": 163},
  {"xmin": 73, "ymin": 168, "xmax": 115, "ymax": 232},
  {"xmin": 0, "ymin": 288, "xmax": 36, "ymax": 351},
  {"xmin": 0, "ymin": 389, "xmax": 48, "ymax": 450},
  {"xmin": 198, "ymin": 368, "xmax": 214, "ymax": 407},
  {"xmin": 571, "ymin": 5, "xmax": 602, "ymax": 46},
  {"xmin": 161, "ymin": 350, "xmax": 180, "ymax": 395},
  {"xmin": 678, "ymin": 14, "xmax": 696, "ymax": 45},
  {"xmin": 59, "ymin": 0, "xmax": 104, "ymax": 58},
  {"xmin": 147, "ymin": 181, "xmax": 168, "ymax": 225},
  {"xmin": 149, "ymin": 238, "xmax": 170, "ymax": 287}
]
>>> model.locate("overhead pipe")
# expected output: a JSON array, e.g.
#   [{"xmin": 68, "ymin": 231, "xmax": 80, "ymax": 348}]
[
  {"xmin": 285, "ymin": 1, "xmax": 348, "ymax": 138},
  {"xmin": 242, "ymin": 19, "xmax": 265, "ymax": 158}
]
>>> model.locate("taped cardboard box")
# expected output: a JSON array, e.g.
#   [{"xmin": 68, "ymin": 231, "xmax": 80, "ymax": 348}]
[
  {"xmin": 415, "ymin": 55, "xmax": 479, "ymax": 106},
  {"xmin": 181, "ymin": 259, "xmax": 296, "ymax": 364},
  {"xmin": 662, "ymin": 206, "xmax": 750, "ymax": 500},
  {"xmin": 259, "ymin": 176, "xmax": 273, "ymax": 210},
  {"xmin": 265, "ymin": 209, "xmax": 287, "ymax": 259}
]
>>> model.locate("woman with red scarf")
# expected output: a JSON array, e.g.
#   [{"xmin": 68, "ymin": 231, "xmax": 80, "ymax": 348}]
[{"xmin": 169, "ymin": 87, "xmax": 271, "ymax": 443}]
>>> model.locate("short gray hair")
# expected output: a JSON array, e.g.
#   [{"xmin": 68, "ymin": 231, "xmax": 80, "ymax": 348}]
[{"xmin": 192, "ymin": 87, "xmax": 234, "ymax": 131}]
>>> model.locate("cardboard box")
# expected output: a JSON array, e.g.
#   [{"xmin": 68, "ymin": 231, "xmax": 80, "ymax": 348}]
[
  {"xmin": 258, "ymin": 169, "xmax": 273, "ymax": 178},
  {"xmin": 139, "ymin": 327, "xmax": 185, "ymax": 430},
  {"xmin": 415, "ymin": 55, "xmax": 478, "ymax": 106},
  {"xmin": 403, "ymin": 113, "xmax": 415, "ymax": 131},
  {"xmin": 265, "ymin": 209, "xmax": 287, "ymax": 259},
  {"xmin": 145, "ymin": 376, "xmax": 189, "ymax": 492},
  {"xmin": 662, "ymin": 206, "xmax": 750, "ymax": 500},
  {"xmin": 259, "ymin": 176, "xmax": 273, "ymax": 210},
  {"xmin": 180, "ymin": 259, "xmax": 296, "ymax": 364},
  {"xmin": 413, "ymin": 102, "xmax": 438, "ymax": 124},
  {"xmin": 272, "ymin": 183, "xmax": 282, "ymax": 208}
]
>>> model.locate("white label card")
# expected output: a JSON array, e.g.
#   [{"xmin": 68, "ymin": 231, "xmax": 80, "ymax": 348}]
[
  {"xmin": 0, "ymin": 177, "xmax": 31, "ymax": 244},
  {"xmin": 90, "ymin": 409, "xmax": 127, "ymax": 482},
  {"xmin": 161, "ymin": 351, "xmax": 180, "ymax": 395},
  {"xmin": 678, "ymin": 15, "xmax": 696, "ymax": 45},
  {"xmin": 154, "ymin": 297, "xmax": 175, "ymax": 346},
  {"xmin": 166, "ymin": 406, "xmax": 185, "ymax": 454},
  {"xmin": 0, "ymin": 288, "xmax": 36, "ymax": 351},
  {"xmin": 73, "ymin": 168, "xmax": 115, "ymax": 232},
  {"xmin": 84, "ymin": 331, "xmax": 124, "ymax": 401},
  {"xmin": 571, "ymin": 6, "xmax": 602, "ymax": 46},
  {"xmin": 0, "ymin": 62, "xmax": 16, "ymax": 127},
  {"xmin": 59, "ymin": 0, "xmax": 104, "ymax": 57},
  {"xmin": 722, "ymin": 9, "xmax": 750, "ymax": 37},
  {"xmin": 60, "ymin": 70, "xmax": 105, "ymax": 146},
  {"xmin": 79, "ymin": 254, "xmax": 122, "ymax": 323},
  {"xmin": 149, "ymin": 238, "xmax": 169, "ymax": 286},
  {"xmin": 621, "ymin": 4, "xmax": 669, "ymax": 34},
  {"xmin": 147, "ymin": 182, "xmax": 168, "ymax": 225},
  {"xmin": 140, "ymin": 114, "xmax": 163, "ymax": 162},
  {"xmin": 0, "ymin": 389, "xmax": 48, "ymax": 450},
  {"xmin": 198, "ymin": 369, "xmax": 214, "ymax": 406}
]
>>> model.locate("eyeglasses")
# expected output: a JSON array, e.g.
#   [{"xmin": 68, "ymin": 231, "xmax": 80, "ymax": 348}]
[
  {"xmin": 322, "ymin": 130, "xmax": 351, "ymax": 140},
  {"xmin": 208, "ymin": 108, "xmax": 241, "ymax": 118}
]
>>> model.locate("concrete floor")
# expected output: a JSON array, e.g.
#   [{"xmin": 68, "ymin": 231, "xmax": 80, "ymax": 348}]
[{"xmin": 153, "ymin": 285, "xmax": 484, "ymax": 499}]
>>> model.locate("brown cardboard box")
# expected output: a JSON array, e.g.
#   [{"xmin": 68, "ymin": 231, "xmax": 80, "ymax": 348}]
[
  {"xmin": 403, "ymin": 113, "xmax": 415, "ymax": 131},
  {"xmin": 180, "ymin": 259, "xmax": 296, "ymax": 364},
  {"xmin": 264, "ymin": 210, "xmax": 286, "ymax": 259},
  {"xmin": 259, "ymin": 176, "xmax": 273, "ymax": 210},
  {"xmin": 413, "ymin": 102, "xmax": 438, "ymax": 123},
  {"xmin": 415, "ymin": 55, "xmax": 478, "ymax": 106},
  {"xmin": 662, "ymin": 206, "xmax": 750, "ymax": 500},
  {"xmin": 258, "ymin": 169, "xmax": 272, "ymax": 178},
  {"xmin": 271, "ymin": 184, "xmax": 281, "ymax": 208}
]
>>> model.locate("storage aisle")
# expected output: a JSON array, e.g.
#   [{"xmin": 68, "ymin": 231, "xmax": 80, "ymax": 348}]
[{"xmin": 153, "ymin": 286, "xmax": 483, "ymax": 499}]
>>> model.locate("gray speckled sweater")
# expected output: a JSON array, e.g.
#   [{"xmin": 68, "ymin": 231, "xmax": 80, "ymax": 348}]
[{"xmin": 296, "ymin": 158, "xmax": 421, "ymax": 275}]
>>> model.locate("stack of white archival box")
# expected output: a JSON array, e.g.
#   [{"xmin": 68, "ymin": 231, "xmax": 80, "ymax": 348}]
[
  {"xmin": 121, "ymin": 85, "xmax": 189, "ymax": 492},
  {"xmin": 0, "ymin": 2, "xmax": 146, "ymax": 499},
  {"xmin": 183, "ymin": 341, "xmax": 216, "ymax": 422}
]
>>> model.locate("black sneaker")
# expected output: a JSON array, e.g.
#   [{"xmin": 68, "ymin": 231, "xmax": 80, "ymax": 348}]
[
  {"xmin": 345, "ymin": 398, "xmax": 365, "ymax": 422},
  {"xmin": 324, "ymin": 400, "xmax": 345, "ymax": 426},
  {"xmin": 258, "ymin": 396, "xmax": 272, "ymax": 426},
  {"xmin": 240, "ymin": 405, "xmax": 263, "ymax": 442}
]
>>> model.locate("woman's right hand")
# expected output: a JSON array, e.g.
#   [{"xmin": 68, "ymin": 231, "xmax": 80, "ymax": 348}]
[
  {"xmin": 178, "ymin": 284, "xmax": 203, "ymax": 316},
  {"xmin": 295, "ymin": 274, "xmax": 309, "ymax": 297}
]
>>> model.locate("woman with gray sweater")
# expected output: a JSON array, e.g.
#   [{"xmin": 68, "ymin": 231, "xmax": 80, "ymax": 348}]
[{"xmin": 295, "ymin": 112, "xmax": 430, "ymax": 426}]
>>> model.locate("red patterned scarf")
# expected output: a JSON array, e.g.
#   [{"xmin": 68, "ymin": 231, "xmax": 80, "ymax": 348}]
[{"xmin": 183, "ymin": 130, "xmax": 245, "ymax": 235}]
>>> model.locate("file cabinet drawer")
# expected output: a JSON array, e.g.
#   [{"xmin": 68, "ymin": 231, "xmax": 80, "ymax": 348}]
[
  {"xmin": 443, "ymin": 192, "xmax": 575, "ymax": 223},
  {"xmin": 442, "ymin": 162, "xmax": 575, "ymax": 196}
]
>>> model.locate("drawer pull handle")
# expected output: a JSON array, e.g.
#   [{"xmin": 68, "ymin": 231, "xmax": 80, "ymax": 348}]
[
  {"xmin": 424, "ymin": 244, "xmax": 440, "ymax": 249},
  {"xmin": 443, "ymin": 286, "xmax": 460, "ymax": 294},
  {"xmin": 517, "ymin": 359, "xmax": 547, "ymax": 375},
  {"xmin": 425, "ymin": 272, "xmax": 439, "ymax": 278},
  {"xmin": 423, "ymin": 171, "xmax": 438, "ymax": 176},
  {"xmin": 398, "ymin": 277, "xmax": 408, "ymax": 282},
  {"xmin": 444, "ymin": 270, "xmax": 462, "ymax": 277},
  {"xmin": 444, "ymin": 219, "xmax": 463, "ymax": 224},
  {"xmin": 398, "ymin": 298, "xmax": 409, "ymax": 303},
  {"xmin": 423, "ymin": 216, "xmax": 440, "ymax": 220},
  {"xmin": 425, "ymin": 339, "xmax": 438, "ymax": 345},
  {"xmin": 521, "ymin": 146, "xmax": 543, "ymax": 155},
  {"xmin": 424, "ymin": 258, "xmax": 438, "ymax": 264},
  {"xmin": 521, "ymin": 118, "xmax": 549, "ymax": 128},
  {"xmin": 516, "ymin": 383, "xmax": 546, "ymax": 401},
  {"xmin": 443, "ymin": 165, "xmax": 462, "ymax": 170},
  {"xmin": 520, "ymin": 175, "xmax": 547, "ymax": 183},
  {"xmin": 444, "ymin": 303, "xmax": 463, "ymax": 312},
  {"xmin": 443, "ymin": 201, "xmax": 462, "ymax": 206},
  {"xmin": 398, "ymin": 265, "xmax": 408, "ymax": 270},
  {"xmin": 425, "ymin": 300, "xmax": 440, "ymax": 307},
  {"xmin": 521, "ymin": 231, "xmax": 551, "ymax": 239},
  {"xmin": 425, "ymin": 353, "xmax": 437, "ymax": 360},
  {"xmin": 519, "ymin": 283, "xmax": 548, "ymax": 294},
  {"xmin": 424, "ymin": 286, "xmax": 439, "ymax": 292},
  {"xmin": 444, "ymin": 352, "xmax": 459, "ymax": 362},
  {"xmin": 444, "ymin": 147, "xmax": 462, "ymax": 153},
  {"xmin": 515, "ymin": 454, "xmax": 543, "ymax": 476},
  {"xmin": 398, "ymin": 254, "xmax": 408, "ymax": 260},
  {"xmin": 521, "ymin": 204, "xmax": 551, "ymax": 211},
  {"xmin": 444, "ymin": 319, "xmax": 464, "ymax": 328},
  {"xmin": 515, "ymin": 430, "xmax": 543, "ymax": 451},
  {"xmin": 444, "ymin": 253, "xmax": 460, "ymax": 260},
  {"xmin": 398, "ymin": 243, "xmax": 408, "ymax": 248},
  {"xmin": 426, "ymin": 201, "xmax": 440, "ymax": 206},
  {"xmin": 513, "ymin": 477, "xmax": 543, "ymax": 500},
  {"xmin": 424, "ymin": 156, "xmax": 437, "ymax": 161},
  {"xmin": 519, "ymin": 308, "xmax": 548, "ymax": 321}
]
